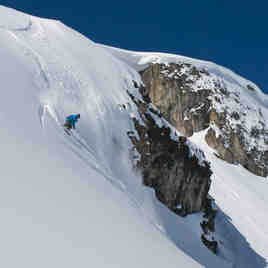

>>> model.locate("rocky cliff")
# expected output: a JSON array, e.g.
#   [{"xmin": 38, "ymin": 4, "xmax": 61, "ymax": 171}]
[
  {"xmin": 127, "ymin": 82, "xmax": 217, "ymax": 253},
  {"xmin": 140, "ymin": 63, "xmax": 268, "ymax": 177}
]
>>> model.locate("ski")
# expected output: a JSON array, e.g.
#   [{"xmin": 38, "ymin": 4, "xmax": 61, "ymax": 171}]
[{"xmin": 63, "ymin": 127, "xmax": 71, "ymax": 136}]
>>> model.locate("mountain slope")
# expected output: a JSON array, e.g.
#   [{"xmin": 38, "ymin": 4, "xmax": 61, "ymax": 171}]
[
  {"xmin": 0, "ymin": 5, "xmax": 231, "ymax": 268},
  {"xmin": 190, "ymin": 130, "xmax": 268, "ymax": 267},
  {"xmin": 0, "ymin": 5, "xmax": 267, "ymax": 268}
]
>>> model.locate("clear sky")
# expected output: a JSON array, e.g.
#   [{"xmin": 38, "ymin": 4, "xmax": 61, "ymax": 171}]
[{"xmin": 3, "ymin": 1, "xmax": 268, "ymax": 93}]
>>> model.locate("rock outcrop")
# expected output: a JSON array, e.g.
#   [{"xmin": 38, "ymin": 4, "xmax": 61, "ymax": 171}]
[
  {"xmin": 127, "ymin": 81, "xmax": 217, "ymax": 253},
  {"xmin": 200, "ymin": 197, "xmax": 218, "ymax": 254},
  {"xmin": 140, "ymin": 63, "xmax": 268, "ymax": 177},
  {"xmin": 140, "ymin": 63, "xmax": 211, "ymax": 137}
]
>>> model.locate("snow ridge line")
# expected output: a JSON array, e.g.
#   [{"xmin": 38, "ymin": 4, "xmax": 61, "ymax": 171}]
[{"xmin": 102, "ymin": 44, "xmax": 268, "ymax": 106}]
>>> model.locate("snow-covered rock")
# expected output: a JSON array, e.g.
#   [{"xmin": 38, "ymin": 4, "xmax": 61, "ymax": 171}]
[
  {"xmin": 104, "ymin": 45, "xmax": 268, "ymax": 176},
  {"xmin": 127, "ymin": 86, "xmax": 212, "ymax": 216},
  {"xmin": 135, "ymin": 62, "xmax": 268, "ymax": 177}
]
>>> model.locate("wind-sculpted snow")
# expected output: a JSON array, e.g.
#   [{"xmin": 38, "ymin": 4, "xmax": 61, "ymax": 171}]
[{"xmin": 0, "ymin": 5, "xmax": 267, "ymax": 268}]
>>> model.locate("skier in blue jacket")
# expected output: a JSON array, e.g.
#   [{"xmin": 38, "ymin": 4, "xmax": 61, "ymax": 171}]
[{"xmin": 64, "ymin": 114, "xmax": 80, "ymax": 130}]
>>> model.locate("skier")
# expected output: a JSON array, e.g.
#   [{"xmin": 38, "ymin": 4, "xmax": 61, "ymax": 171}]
[{"xmin": 64, "ymin": 114, "xmax": 80, "ymax": 131}]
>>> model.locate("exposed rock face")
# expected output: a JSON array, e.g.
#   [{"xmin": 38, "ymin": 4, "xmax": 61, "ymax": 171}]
[
  {"xmin": 200, "ymin": 197, "xmax": 218, "ymax": 254},
  {"xmin": 127, "ymin": 83, "xmax": 212, "ymax": 215},
  {"xmin": 127, "ymin": 82, "xmax": 217, "ymax": 253},
  {"xmin": 140, "ymin": 63, "xmax": 211, "ymax": 137},
  {"xmin": 140, "ymin": 63, "xmax": 268, "ymax": 177}
]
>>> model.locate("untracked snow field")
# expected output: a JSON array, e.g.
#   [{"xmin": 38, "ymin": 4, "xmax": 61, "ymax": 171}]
[{"xmin": 0, "ymin": 5, "xmax": 267, "ymax": 268}]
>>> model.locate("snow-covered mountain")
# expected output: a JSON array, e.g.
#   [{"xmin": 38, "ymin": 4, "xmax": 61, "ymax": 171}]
[
  {"xmin": 104, "ymin": 46, "xmax": 268, "ymax": 177},
  {"xmin": 0, "ymin": 5, "xmax": 267, "ymax": 268}
]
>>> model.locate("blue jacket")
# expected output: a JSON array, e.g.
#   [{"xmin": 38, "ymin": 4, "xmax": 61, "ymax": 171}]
[{"xmin": 66, "ymin": 114, "xmax": 80, "ymax": 128}]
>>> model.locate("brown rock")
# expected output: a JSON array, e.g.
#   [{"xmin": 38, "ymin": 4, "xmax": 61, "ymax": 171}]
[
  {"xmin": 140, "ymin": 64, "xmax": 211, "ymax": 137},
  {"xmin": 140, "ymin": 63, "xmax": 268, "ymax": 177},
  {"xmin": 128, "ymin": 88, "xmax": 212, "ymax": 215}
]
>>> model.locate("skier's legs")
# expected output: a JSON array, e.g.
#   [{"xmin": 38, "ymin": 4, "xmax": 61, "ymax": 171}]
[{"xmin": 64, "ymin": 120, "xmax": 72, "ymax": 130}]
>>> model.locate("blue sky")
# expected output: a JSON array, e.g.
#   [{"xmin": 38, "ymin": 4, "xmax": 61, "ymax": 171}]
[{"xmin": 4, "ymin": 1, "xmax": 268, "ymax": 93}]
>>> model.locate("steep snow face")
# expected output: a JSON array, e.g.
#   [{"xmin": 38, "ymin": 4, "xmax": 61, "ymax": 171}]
[
  {"xmin": 190, "ymin": 130, "xmax": 268, "ymax": 268},
  {"xmin": 0, "ymin": 5, "xmax": 231, "ymax": 268},
  {"xmin": 1, "ymin": 5, "xmax": 267, "ymax": 267}
]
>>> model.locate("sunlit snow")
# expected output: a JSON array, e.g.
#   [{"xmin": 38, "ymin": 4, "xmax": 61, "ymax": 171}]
[{"xmin": 0, "ymin": 5, "xmax": 267, "ymax": 268}]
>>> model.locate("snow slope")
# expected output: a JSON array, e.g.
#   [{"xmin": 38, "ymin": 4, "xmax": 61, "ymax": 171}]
[
  {"xmin": 0, "ymin": 5, "xmax": 230, "ymax": 268},
  {"xmin": 0, "ymin": 5, "xmax": 267, "ymax": 267},
  {"xmin": 190, "ymin": 130, "xmax": 268, "ymax": 267}
]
